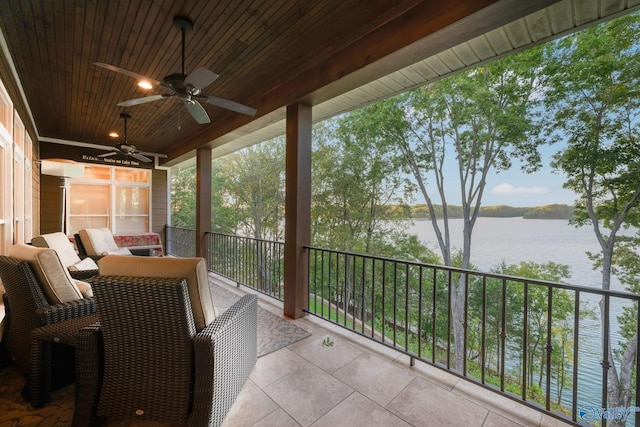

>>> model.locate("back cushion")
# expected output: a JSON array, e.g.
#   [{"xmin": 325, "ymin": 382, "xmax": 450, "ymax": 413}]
[
  {"xmin": 98, "ymin": 255, "xmax": 216, "ymax": 331},
  {"xmin": 8, "ymin": 244, "xmax": 83, "ymax": 304},
  {"xmin": 32, "ymin": 232, "xmax": 82, "ymax": 268},
  {"xmin": 78, "ymin": 228, "xmax": 119, "ymax": 256}
]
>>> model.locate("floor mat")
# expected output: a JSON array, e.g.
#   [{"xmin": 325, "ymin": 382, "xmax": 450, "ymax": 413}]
[{"xmin": 210, "ymin": 283, "xmax": 311, "ymax": 357}]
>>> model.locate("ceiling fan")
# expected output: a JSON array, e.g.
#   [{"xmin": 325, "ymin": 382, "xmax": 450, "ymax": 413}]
[
  {"xmin": 94, "ymin": 16, "xmax": 257, "ymax": 124},
  {"xmin": 98, "ymin": 113, "xmax": 152, "ymax": 163}
]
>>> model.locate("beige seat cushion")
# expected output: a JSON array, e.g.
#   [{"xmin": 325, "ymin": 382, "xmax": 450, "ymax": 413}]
[
  {"xmin": 31, "ymin": 232, "xmax": 82, "ymax": 268},
  {"xmin": 68, "ymin": 257, "xmax": 99, "ymax": 272},
  {"xmin": 78, "ymin": 228, "xmax": 120, "ymax": 256},
  {"xmin": 8, "ymin": 244, "xmax": 84, "ymax": 304},
  {"xmin": 32, "ymin": 232, "xmax": 99, "ymax": 271},
  {"xmin": 98, "ymin": 255, "xmax": 216, "ymax": 331}
]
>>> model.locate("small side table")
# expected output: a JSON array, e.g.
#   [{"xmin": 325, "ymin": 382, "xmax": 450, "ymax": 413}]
[{"xmin": 30, "ymin": 313, "xmax": 100, "ymax": 408}]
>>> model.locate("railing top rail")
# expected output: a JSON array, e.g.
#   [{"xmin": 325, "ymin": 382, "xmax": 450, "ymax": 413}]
[
  {"xmin": 166, "ymin": 225, "xmax": 196, "ymax": 232},
  {"xmin": 305, "ymin": 244, "xmax": 640, "ymax": 301},
  {"xmin": 206, "ymin": 230, "xmax": 283, "ymax": 246}
]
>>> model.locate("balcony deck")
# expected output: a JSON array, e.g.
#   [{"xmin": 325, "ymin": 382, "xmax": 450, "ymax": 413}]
[
  {"xmin": 218, "ymin": 279, "xmax": 572, "ymax": 427},
  {"xmin": 0, "ymin": 273, "xmax": 573, "ymax": 426}
]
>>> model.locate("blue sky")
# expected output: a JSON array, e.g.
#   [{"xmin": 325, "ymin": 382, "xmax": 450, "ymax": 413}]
[{"xmin": 413, "ymin": 141, "xmax": 578, "ymax": 207}]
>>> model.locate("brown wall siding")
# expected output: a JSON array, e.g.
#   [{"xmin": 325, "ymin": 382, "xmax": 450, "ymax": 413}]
[
  {"xmin": 152, "ymin": 168, "xmax": 168, "ymax": 244},
  {"xmin": 39, "ymin": 174, "xmax": 62, "ymax": 234}
]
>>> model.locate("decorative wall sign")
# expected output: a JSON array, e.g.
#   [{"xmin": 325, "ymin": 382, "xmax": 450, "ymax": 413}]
[{"xmin": 40, "ymin": 141, "xmax": 155, "ymax": 169}]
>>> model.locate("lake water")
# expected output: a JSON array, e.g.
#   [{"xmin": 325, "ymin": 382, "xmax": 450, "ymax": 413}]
[{"xmin": 408, "ymin": 217, "xmax": 635, "ymax": 412}]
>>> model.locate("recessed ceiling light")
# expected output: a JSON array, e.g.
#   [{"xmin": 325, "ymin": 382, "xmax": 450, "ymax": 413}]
[
  {"xmin": 109, "ymin": 132, "xmax": 119, "ymax": 138},
  {"xmin": 138, "ymin": 80, "xmax": 153, "ymax": 90}
]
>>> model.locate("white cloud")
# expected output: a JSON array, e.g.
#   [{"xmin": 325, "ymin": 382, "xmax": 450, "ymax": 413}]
[{"xmin": 491, "ymin": 183, "xmax": 549, "ymax": 195}]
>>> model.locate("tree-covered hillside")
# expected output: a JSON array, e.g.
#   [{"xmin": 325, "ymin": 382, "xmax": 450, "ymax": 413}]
[{"xmin": 401, "ymin": 203, "xmax": 574, "ymax": 219}]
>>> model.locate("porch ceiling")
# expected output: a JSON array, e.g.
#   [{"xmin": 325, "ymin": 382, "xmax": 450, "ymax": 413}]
[{"xmin": 0, "ymin": 0, "xmax": 637, "ymax": 167}]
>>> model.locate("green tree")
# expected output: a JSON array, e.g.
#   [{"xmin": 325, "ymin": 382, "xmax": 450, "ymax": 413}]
[
  {"xmin": 311, "ymin": 120, "xmax": 438, "ymax": 323},
  {"xmin": 544, "ymin": 14, "xmax": 640, "ymax": 424},
  {"xmin": 170, "ymin": 164, "xmax": 237, "ymax": 232},
  {"xmin": 341, "ymin": 46, "xmax": 546, "ymax": 370},
  {"xmin": 218, "ymin": 138, "xmax": 286, "ymax": 242}
]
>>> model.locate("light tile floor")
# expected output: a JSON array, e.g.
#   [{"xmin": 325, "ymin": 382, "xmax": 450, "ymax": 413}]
[{"xmin": 217, "ymin": 281, "xmax": 573, "ymax": 427}]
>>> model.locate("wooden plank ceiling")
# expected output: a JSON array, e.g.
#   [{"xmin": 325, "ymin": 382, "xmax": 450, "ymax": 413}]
[{"xmin": 1, "ymin": 0, "xmax": 617, "ymax": 166}]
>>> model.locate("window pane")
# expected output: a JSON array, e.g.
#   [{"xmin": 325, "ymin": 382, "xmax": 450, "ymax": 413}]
[
  {"xmin": 70, "ymin": 184, "xmax": 110, "ymax": 215},
  {"xmin": 83, "ymin": 165, "xmax": 111, "ymax": 180},
  {"xmin": 70, "ymin": 216, "xmax": 109, "ymax": 231},
  {"xmin": 115, "ymin": 187, "xmax": 148, "ymax": 215},
  {"xmin": 0, "ymin": 80, "xmax": 12, "ymax": 133},
  {"xmin": 115, "ymin": 168, "xmax": 149, "ymax": 183},
  {"xmin": 115, "ymin": 216, "xmax": 148, "ymax": 233}
]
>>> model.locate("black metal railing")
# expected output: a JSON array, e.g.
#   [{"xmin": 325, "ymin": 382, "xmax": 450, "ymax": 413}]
[
  {"xmin": 206, "ymin": 232, "xmax": 285, "ymax": 300},
  {"xmin": 306, "ymin": 245, "xmax": 640, "ymax": 426},
  {"xmin": 166, "ymin": 226, "xmax": 640, "ymax": 425},
  {"xmin": 165, "ymin": 225, "xmax": 196, "ymax": 257}
]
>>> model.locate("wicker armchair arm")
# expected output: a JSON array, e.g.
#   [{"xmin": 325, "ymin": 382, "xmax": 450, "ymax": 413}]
[
  {"xmin": 128, "ymin": 247, "xmax": 153, "ymax": 256},
  {"xmin": 189, "ymin": 294, "xmax": 258, "ymax": 427},
  {"xmin": 69, "ymin": 269, "xmax": 99, "ymax": 280},
  {"xmin": 35, "ymin": 297, "xmax": 97, "ymax": 325}
]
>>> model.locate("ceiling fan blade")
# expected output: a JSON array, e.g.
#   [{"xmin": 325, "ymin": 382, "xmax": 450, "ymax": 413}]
[
  {"xmin": 97, "ymin": 151, "xmax": 117, "ymax": 158},
  {"xmin": 118, "ymin": 94, "xmax": 169, "ymax": 107},
  {"xmin": 200, "ymin": 95, "xmax": 257, "ymax": 116},
  {"xmin": 94, "ymin": 62, "xmax": 161, "ymax": 86},
  {"xmin": 131, "ymin": 152, "xmax": 152, "ymax": 163},
  {"xmin": 184, "ymin": 99, "xmax": 211, "ymax": 124},
  {"xmin": 184, "ymin": 67, "xmax": 218, "ymax": 90}
]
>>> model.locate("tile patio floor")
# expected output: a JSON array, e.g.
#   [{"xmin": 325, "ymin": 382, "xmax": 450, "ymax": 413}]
[{"xmin": 215, "ymin": 279, "xmax": 573, "ymax": 427}]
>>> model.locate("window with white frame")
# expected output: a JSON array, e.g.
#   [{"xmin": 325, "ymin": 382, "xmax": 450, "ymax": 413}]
[
  {"xmin": 68, "ymin": 164, "xmax": 151, "ymax": 234},
  {"xmin": 24, "ymin": 132, "xmax": 33, "ymax": 241},
  {"xmin": 0, "ymin": 77, "xmax": 11, "ymax": 254},
  {"xmin": 13, "ymin": 113, "xmax": 25, "ymax": 244}
]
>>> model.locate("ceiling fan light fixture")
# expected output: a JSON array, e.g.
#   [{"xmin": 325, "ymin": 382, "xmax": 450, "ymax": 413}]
[{"xmin": 94, "ymin": 15, "xmax": 256, "ymax": 124}]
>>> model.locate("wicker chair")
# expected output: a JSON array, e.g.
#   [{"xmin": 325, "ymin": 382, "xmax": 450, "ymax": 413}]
[
  {"xmin": 0, "ymin": 255, "xmax": 98, "ymax": 406},
  {"xmin": 76, "ymin": 275, "xmax": 257, "ymax": 427}
]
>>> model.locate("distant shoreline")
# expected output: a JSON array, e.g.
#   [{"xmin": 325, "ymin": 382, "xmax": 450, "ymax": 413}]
[{"xmin": 398, "ymin": 203, "xmax": 574, "ymax": 220}]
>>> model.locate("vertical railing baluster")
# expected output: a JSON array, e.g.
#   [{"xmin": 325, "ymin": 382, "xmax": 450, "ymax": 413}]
[
  {"xmin": 352, "ymin": 254, "xmax": 357, "ymax": 330},
  {"xmin": 481, "ymin": 276, "xmax": 486, "ymax": 384},
  {"xmin": 393, "ymin": 262, "xmax": 398, "ymax": 347},
  {"xmin": 327, "ymin": 252, "xmax": 333, "ymax": 320},
  {"xmin": 344, "ymin": 252, "xmax": 348, "ymax": 328},
  {"xmin": 382, "ymin": 261, "xmax": 387, "ymax": 343},
  {"xmin": 361, "ymin": 256, "xmax": 366, "ymax": 335},
  {"xmin": 601, "ymin": 295, "xmax": 610, "ymax": 427},
  {"xmin": 432, "ymin": 268, "xmax": 437, "ymax": 363},
  {"xmin": 500, "ymin": 279, "xmax": 507, "ymax": 392},
  {"xmin": 635, "ymin": 298, "xmax": 640, "ymax": 427},
  {"xmin": 312, "ymin": 248, "xmax": 317, "ymax": 310},
  {"xmin": 371, "ymin": 258, "xmax": 376, "ymax": 339},
  {"xmin": 545, "ymin": 286, "xmax": 553, "ymax": 410},
  {"xmin": 405, "ymin": 263, "xmax": 410, "ymax": 352},
  {"xmin": 522, "ymin": 282, "xmax": 529, "ymax": 401},
  {"xmin": 447, "ymin": 269, "xmax": 452, "ymax": 370},
  {"xmin": 321, "ymin": 250, "xmax": 325, "ymax": 318},
  {"xmin": 336, "ymin": 253, "xmax": 340, "ymax": 322},
  {"xmin": 572, "ymin": 290, "xmax": 580, "ymax": 421},
  {"xmin": 418, "ymin": 266, "xmax": 423, "ymax": 359},
  {"xmin": 463, "ymin": 272, "xmax": 469, "ymax": 376}
]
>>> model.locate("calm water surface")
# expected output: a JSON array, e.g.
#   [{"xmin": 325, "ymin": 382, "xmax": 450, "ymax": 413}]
[{"xmin": 408, "ymin": 217, "xmax": 635, "ymax": 412}]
